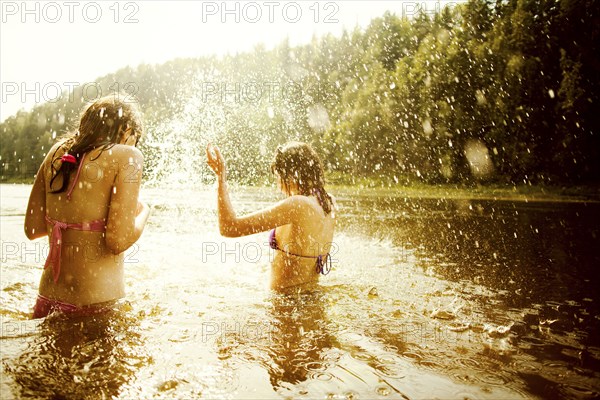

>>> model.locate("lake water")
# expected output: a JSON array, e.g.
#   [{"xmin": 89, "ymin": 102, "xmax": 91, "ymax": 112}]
[{"xmin": 1, "ymin": 183, "xmax": 599, "ymax": 399}]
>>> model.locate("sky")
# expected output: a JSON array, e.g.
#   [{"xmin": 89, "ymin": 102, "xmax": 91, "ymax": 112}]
[{"xmin": 0, "ymin": 0, "xmax": 457, "ymax": 121}]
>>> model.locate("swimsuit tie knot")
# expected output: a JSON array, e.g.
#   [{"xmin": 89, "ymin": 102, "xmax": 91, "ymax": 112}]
[
  {"xmin": 54, "ymin": 221, "xmax": 68, "ymax": 230},
  {"xmin": 44, "ymin": 219, "xmax": 69, "ymax": 283}
]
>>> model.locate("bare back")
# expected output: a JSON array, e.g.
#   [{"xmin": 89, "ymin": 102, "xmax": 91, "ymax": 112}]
[
  {"xmin": 25, "ymin": 142, "xmax": 145, "ymax": 306},
  {"xmin": 271, "ymin": 195, "xmax": 336, "ymax": 289}
]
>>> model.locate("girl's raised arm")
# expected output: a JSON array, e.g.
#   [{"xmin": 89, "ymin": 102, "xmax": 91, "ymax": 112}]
[{"xmin": 206, "ymin": 144, "xmax": 302, "ymax": 237}]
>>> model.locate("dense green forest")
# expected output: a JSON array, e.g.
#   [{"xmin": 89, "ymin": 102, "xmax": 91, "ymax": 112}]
[{"xmin": 1, "ymin": 0, "xmax": 598, "ymax": 186}]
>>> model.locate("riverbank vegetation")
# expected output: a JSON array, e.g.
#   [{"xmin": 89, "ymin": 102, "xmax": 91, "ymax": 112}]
[{"xmin": 1, "ymin": 0, "xmax": 598, "ymax": 190}]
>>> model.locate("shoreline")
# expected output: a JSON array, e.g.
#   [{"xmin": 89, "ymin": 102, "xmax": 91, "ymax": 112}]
[
  {"xmin": 328, "ymin": 183, "xmax": 600, "ymax": 203},
  {"xmin": 2, "ymin": 181, "xmax": 599, "ymax": 204}
]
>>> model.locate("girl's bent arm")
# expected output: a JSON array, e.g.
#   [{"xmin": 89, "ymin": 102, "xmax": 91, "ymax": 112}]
[
  {"xmin": 105, "ymin": 147, "xmax": 148, "ymax": 254},
  {"xmin": 24, "ymin": 163, "xmax": 48, "ymax": 240},
  {"xmin": 216, "ymin": 176, "xmax": 302, "ymax": 237}
]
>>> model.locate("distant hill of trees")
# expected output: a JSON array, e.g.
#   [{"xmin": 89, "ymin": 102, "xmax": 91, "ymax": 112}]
[{"xmin": 1, "ymin": 0, "xmax": 598, "ymax": 185}]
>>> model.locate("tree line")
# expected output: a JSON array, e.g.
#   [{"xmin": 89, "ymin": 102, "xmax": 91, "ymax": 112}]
[{"xmin": 1, "ymin": 0, "xmax": 598, "ymax": 186}]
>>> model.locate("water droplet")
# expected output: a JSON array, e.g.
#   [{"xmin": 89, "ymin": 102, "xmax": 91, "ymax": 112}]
[
  {"xmin": 422, "ymin": 119, "xmax": 433, "ymax": 136},
  {"xmin": 464, "ymin": 139, "xmax": 493, "ymax": 179},
  {"xmin": 475, "ymin": 89, "xmax": 487, "ymax": 105},
  {"xmin": 307, "ymin": 104, "xmax": 330, "ymax": 133},
  {"xmin": 376, "ymin": 386, "xmax": 390, "ymax": 396}
]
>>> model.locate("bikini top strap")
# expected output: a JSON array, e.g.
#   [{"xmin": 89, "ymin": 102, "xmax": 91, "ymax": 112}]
[{"xmin": 66, "ymin": 153, "xmax": 86, "ymax": 200}]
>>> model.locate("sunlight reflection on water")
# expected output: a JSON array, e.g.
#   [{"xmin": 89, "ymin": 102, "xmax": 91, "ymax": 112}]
[{"xmin": 1, "ymin": 184, "xmax": 599, "ymax": 399}]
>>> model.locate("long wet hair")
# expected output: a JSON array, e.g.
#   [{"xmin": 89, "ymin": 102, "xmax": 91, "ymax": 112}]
[
  {"xmin": 49, "ymin": 94, "xmax": 143, "ymax": 194},
  {"xmin": 271, "ymin": 141, "xmax": 333, "ymax": 215}
]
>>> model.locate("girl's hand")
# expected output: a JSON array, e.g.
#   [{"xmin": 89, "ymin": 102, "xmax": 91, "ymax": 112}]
[{"xmin": 206, "ymin": 143, "xmax": 226, "ymax": 179}]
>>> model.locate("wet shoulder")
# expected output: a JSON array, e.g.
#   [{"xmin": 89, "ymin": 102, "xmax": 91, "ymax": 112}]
[
  {"xmin": 288, "ymin": 195, "xmax": 326, "ymax": 218},
  {"xmin": 48, "ymin": 141, "xmax": 66, "ymax": 156},
  {"xmin": 102, "ymin": 144, "xmax": 143, "ymax": 163},
  {"xmin": 43, "ymin": 141, "xmax": 67, "ymax": 165},
  {"xmin": 41, "ymin": 141, "xmax": 68, "ymax": 177},
  {"xmin": 94, "ymin": 145, "xmax": 144, "ymax": 174}
]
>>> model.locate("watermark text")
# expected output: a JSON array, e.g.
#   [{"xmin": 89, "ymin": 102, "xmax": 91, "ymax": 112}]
[{"xmin": 1, "ymin": 1, "xmax": 140, "ymax": 24}]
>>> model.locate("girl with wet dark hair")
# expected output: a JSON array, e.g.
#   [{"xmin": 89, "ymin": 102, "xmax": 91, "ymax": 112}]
[
  {"xmin": 206, "ymin": 141, "xmax": 336, "ymax": 290},
  {"xmin": 25, "ymin": 93, "xmax": 150, "ymax": 318}
]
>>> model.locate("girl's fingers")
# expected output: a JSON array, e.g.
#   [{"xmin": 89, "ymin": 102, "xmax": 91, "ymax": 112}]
[
  {"xmin": 205, "ymin": 144, "xmax": 226, "ymax": 176},
  {"xmin": 206, "ymin": 145, "xmax": 218, "ymax": 165},
  {"xmin": 212, "ymin": 145, "xmax": 222, "ymax": 161}
]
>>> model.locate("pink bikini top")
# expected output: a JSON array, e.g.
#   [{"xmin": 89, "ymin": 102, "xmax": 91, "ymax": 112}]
[{"xmin": 44, "ymin": 153, "xmax": 106, "ymax": 283}]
